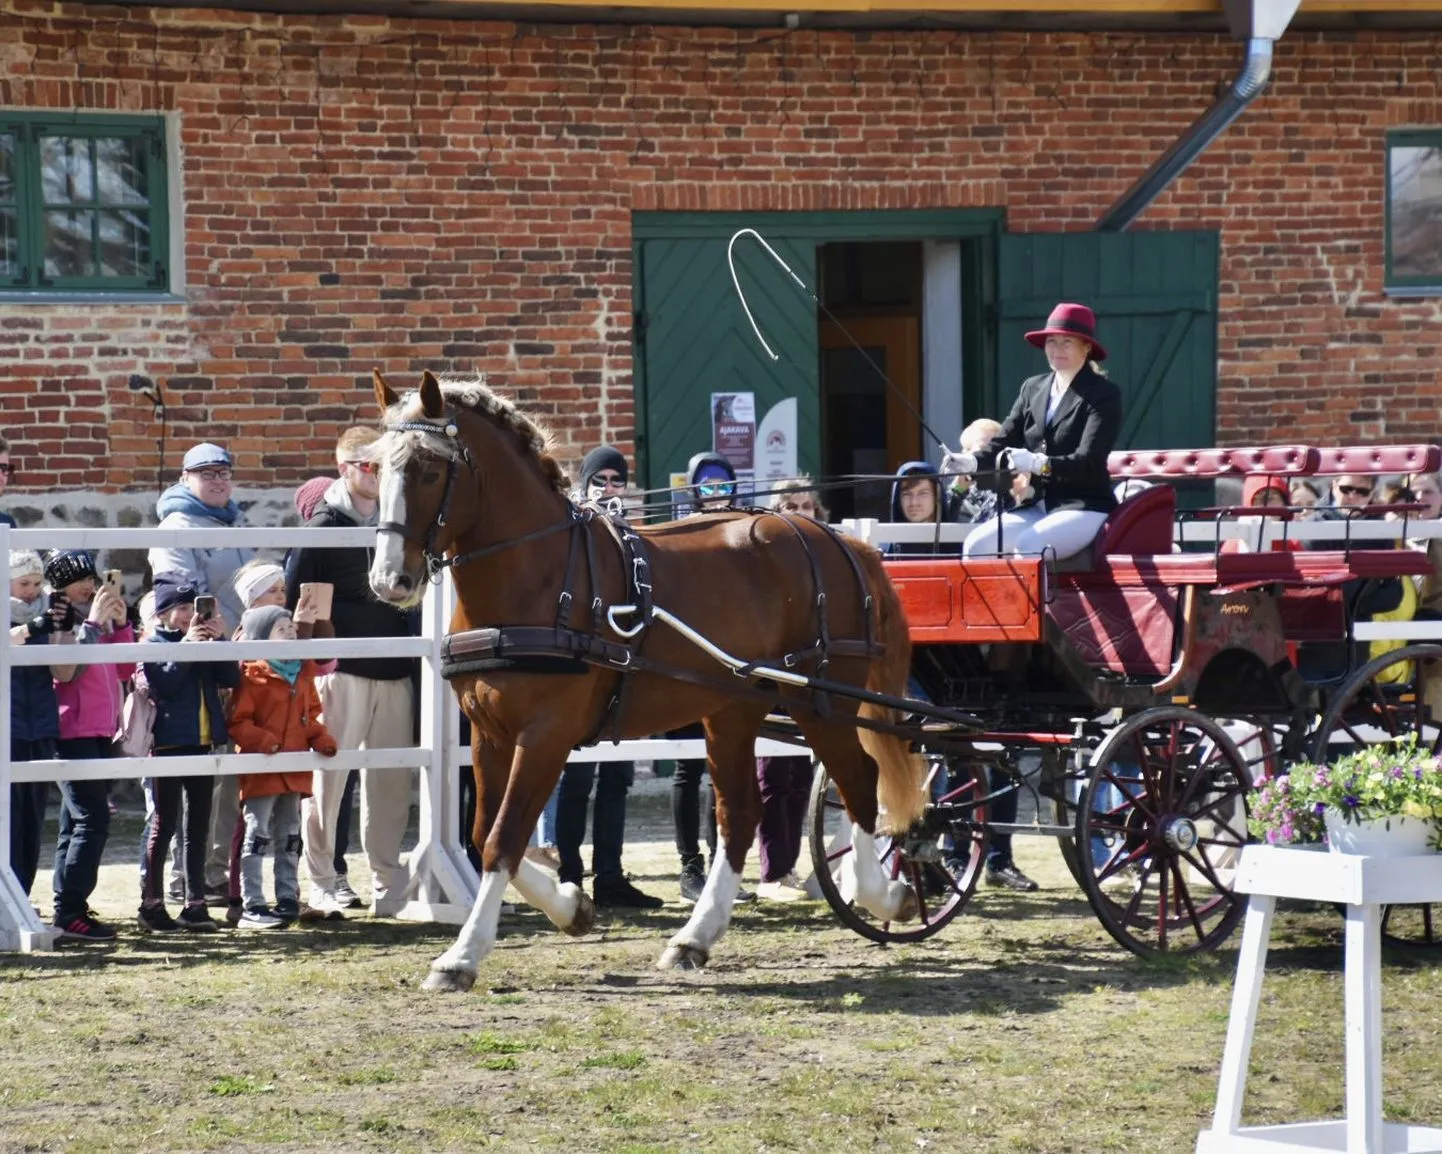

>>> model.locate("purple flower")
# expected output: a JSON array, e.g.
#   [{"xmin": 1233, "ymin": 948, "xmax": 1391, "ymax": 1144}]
[
  {"xmin": 1343, "ymin": 794, "xmax": 1360, "ymax": 810},
  {"xmin": 1313, "ymin": 802, "xmax": 1326, "ymax": 816}
]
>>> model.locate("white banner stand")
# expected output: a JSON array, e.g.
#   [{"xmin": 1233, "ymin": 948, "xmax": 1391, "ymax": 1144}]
[{"xmin": 1197, "ymin": 844, "xmax": 1442, "ymax": 1154}]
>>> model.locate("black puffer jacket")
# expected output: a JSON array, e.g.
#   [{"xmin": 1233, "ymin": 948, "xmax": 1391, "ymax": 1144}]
[{"xmin": 283, "ymin": 485, "xmax": 418, "ymax": 681}]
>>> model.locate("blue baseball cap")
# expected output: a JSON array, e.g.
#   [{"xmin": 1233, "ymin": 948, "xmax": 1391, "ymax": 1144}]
[{"xmin": 182, "ymin": 443, "xmax": 232, "ymax": 472}]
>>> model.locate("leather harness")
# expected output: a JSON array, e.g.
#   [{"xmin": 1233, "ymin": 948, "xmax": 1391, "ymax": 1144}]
[{"xmin": 381, "ymin": 408, "xmax": 981, "ymax": 745}]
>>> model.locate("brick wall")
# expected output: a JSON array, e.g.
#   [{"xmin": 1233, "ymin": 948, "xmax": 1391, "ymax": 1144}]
[{"xmin": 2, "ymin": 6, "xmax": 1441, "ymax": 498}]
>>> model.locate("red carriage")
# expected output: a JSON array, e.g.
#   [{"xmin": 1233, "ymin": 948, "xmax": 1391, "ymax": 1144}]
[{"xmin": 809, "ymin": 442, "xmax": 1442, "ymax": 958}]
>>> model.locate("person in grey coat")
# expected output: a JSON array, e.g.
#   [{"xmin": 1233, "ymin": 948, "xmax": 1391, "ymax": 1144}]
[
  {"xmin": 146, "ymin": 442, "xmax": 255, "ymax": 631},
  {"xmin": 146, "ymin": 441, "xmax": 256, "ymax": 904}
]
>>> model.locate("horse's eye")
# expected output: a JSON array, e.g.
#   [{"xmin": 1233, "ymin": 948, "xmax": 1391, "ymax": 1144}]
[{"xmin": 421, "ymin": 471, "xmax": 441, "ymax": 485}]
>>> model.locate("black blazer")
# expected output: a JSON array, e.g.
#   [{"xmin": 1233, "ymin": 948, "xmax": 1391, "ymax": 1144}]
[{"xmin": 976, "ymin": 364, "xmax": 1123, "ymax": 515}]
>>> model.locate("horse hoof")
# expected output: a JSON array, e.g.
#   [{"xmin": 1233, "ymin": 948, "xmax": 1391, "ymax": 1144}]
[
  {"xmin": 422, "ymin": 966, "xmax": 477, "ymax": 994},
  {"xmin": 893, "ymin": 886, "xmax": 920, "ymax": 924},
  {"xmin": 564, "ymin": 891, "xmax": 596, "ymax": 938},
  {"xmin": 656, "ymin": 943, "xmax": 709, "ymax": 972}
]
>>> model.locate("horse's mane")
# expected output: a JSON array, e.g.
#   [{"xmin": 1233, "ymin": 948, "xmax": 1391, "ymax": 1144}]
[{"xmin": 379, "ymin": 375, "xmax": 571, "ymax": 497}]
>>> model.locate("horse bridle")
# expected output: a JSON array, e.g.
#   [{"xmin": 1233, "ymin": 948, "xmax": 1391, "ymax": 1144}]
[{"xmin": 377, "ymin": 411, "xmax": 579, "ymax": 580}]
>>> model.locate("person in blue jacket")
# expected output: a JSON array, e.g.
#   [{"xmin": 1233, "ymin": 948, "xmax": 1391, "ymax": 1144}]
[{"xmin": 138, "ymin": 574, "xmax": 240, "ymax": 934}]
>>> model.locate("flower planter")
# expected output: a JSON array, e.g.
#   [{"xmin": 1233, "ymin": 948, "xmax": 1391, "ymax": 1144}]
[{"xmin": 1323, "ymin": 809, "xmax": 1436, "ymax": 857}]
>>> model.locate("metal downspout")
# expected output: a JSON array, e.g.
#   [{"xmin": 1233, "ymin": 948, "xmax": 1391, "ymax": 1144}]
[{"xmin": 1095, "ymin": 37, "xmax": 1275, "ymax": 233}]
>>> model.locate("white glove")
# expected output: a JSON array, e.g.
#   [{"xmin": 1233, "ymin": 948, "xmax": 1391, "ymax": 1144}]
[
  {"xmin": 940, "ymin": 450, "xmax": 977, "ymax": 480},
  {"xmin": 1004, "ymin": 447, "xmax": 1045, "ymax": 474}
]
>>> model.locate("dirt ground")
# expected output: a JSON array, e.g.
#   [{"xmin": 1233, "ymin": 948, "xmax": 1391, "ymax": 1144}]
[{"xmin": 3, "ymin": 775, "xmax": 1442, "ymax": 1153}]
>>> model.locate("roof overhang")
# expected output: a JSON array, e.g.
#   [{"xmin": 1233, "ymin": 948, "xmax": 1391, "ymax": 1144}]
[{"xmin": 48, "ymin": 0, "xmax": 1442, "ymax": 30}]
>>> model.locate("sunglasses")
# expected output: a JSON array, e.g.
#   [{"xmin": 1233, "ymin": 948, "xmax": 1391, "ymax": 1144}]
[
  {"xmin": 1337, "ymin": 484, "xmax": 1374, "ymax": 498},
  {"xmin": 590, "ymin": 473, "xmax": 625, "ymax": 489},
  {"xmin": 697, "ymin": 482, "xmax": 735, "ymax": 498},
  {"xmin": 344, "ymin": 460, "xmax": 378, "ymax": 475},
  {"xmin": 188, "ymin": 467, "xmax": 232, "ymax": 481}
]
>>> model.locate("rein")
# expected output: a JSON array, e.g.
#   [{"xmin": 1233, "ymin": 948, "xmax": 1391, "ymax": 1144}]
[{"xmin": 378, "ymin": 412, "xmax": 579, "ymax": 579}]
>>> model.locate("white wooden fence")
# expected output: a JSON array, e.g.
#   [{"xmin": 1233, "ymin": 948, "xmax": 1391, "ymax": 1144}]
[{"xmin": 3, "ymin": 513, "xmax": 1440, "ymax": 953}]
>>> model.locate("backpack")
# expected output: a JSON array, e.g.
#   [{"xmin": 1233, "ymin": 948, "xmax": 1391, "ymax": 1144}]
[{"xmin": 116, "ymin": 672, "xmax": 156, "ymax": 759}]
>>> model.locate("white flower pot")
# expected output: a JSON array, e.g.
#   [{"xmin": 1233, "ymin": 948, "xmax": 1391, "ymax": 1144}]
[{"xmin": 1323, "ymin": 809, "xmax": 1436, "ymax": 857}]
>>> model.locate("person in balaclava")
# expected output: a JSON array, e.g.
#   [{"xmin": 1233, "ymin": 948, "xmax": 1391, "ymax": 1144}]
[
  {"xmin": 686, "ymin": 451, "xmax": 740, "ymax": 515},
  {"xmin": 672, "ymin": 450, "xmax": 753, "ymax": 905}
]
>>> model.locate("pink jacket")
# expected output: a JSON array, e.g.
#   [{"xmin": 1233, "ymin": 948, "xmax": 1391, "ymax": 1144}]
[{"xmin": 55, "ymin": 622, "xmax": 137, "ymax": 741}]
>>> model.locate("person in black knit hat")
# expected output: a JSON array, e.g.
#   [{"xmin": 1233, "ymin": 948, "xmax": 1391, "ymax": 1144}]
[{"xmin": 546, "ymin": 446, "xmax": 663, "ymax": 909}]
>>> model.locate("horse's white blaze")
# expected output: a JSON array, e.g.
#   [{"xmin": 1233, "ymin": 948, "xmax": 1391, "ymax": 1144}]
[
  {"xmin": 510, "ymin": 856, "xmax": 585, "ymax": 930},
  {"xmin": 668, "ymin": 853, "xmax": 742, "ymax": 955},
  {"xmin": 431, "ymin": 866, "xmax": 511, "ymax": 977},
  {"xmin": 370, "ymin": 466, "xmax": 411, "ymax": 601},
  {"xmin": 841, "ymin": 825, "xmax": 911, "ymax": 921}
]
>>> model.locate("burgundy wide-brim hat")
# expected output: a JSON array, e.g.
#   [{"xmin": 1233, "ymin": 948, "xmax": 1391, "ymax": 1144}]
[{"xmin": 1025, "ymin": 302, "xmax": 1107, "ymax": 362}]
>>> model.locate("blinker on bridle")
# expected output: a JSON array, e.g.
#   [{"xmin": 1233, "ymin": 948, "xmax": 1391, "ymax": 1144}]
[{"xmin": 377, "ymin": 409, "xmax": 579, "ymax": 580}]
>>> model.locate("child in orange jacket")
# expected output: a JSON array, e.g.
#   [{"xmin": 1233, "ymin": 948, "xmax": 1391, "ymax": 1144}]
[{"xmin": 228, "ymin": 605, "xmax": 338, "ymax": 928}]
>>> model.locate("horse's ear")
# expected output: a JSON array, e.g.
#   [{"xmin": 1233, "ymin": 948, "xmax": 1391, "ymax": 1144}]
[
  {"xmin": 419, "ymin": 370, "xmax": 444, "ymax": 418},
  {"xmin": 373, "ymin": 369, "xmax": 400, "ymax": 412}
]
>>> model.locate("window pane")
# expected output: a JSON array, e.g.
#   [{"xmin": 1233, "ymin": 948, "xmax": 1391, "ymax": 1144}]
[
  {"xmin": 98, "ymin": 208, "xmax": 149, "ymax": 276},
  {"xmin": 41, "ymin": 137, "xmax": 95, "ymax": 205},
  {"xmin": 0, "ymin": 134, "xmax": 14, "ymax": 202},
  {"xmin": 1391, "ymin": 145, "xmax": 1442, "ymax": 279},
  {"xmin": 94, "ymin": 137, "xmax": 149, "ymax": 206},
  {"xmin": 44, "ymin": 209, "xmax": 97, "ymax": 276},
  {"xmin": 0, "ymin": 208, "xmax": 16, "ymax": 277}
]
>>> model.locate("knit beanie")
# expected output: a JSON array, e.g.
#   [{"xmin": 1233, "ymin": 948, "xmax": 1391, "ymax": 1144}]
[
  {"xmin": 294, "ymin": 476, "xmax": 335, "ymax": 521},
  {"xmin": 579, "ymin": 446, "xmax": 628, "ymax": 493},
  {"xmin": 9, "ymin": 550, "xmax": 43, "ymax": 580},
  {"xmin": 240, "ymin": 604, "xmax": 290, "ymax": 642},
  {"xmin": 234, "ymin": 562, "xmax": 285, "ymax": 609},
  {"xmin": 152, "ymin": 574, "xmax": 199, "ymax": 615},
  {"xmin": 43, "ymin": 549, "xmax": 97, "ymax": 589}
]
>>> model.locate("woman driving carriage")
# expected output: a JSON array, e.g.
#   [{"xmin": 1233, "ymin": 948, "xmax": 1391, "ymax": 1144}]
[{"xmin": 947, "ymin": 303, "xmax": 1123, "ymax": 561}]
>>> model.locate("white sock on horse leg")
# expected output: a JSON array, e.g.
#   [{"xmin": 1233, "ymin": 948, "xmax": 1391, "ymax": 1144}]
[
  {"xmin": 433, "ymin": 867, "xmax": 511, "ymax": 975},
  {"xmin": 843, "ymin": 825, "xmax": 911, "ymax": 921},
  {"xmin": 511, "ymin": 855, "xmax": 582, "ymax": 929},
  {"xmin": 668, "ymin": 853, "xmax": 741, "ymax": 953}
]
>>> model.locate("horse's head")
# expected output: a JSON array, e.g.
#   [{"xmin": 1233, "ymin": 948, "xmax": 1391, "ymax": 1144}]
[{"xmin": 369, "ymin": 368, "xmax": 479, "ymax": 606}]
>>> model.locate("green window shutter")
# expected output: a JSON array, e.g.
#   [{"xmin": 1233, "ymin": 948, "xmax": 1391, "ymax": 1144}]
[
  {"xmin": 1, "ymin": 113, "xmax": 169, "ymax": 294},
  {"xmin": 996, "ymin": 231, "xmax": 1219, "ymax": 452},
  {"xmin": 634, "ymin": 231, "xmax": 819, "ymax": 496}
]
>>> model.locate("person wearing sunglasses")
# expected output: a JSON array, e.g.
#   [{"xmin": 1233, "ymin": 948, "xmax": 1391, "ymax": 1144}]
[
  {"xmin": 286, "ymin": 426, "xmax": 420, "ymax": 919},
  {"xmin": 542, "ymin": 445, "xmax": 664, "ymax": 910},
  {"xmin": 686, "ymin": 451, "xmax": 740, "ymax": 515}
]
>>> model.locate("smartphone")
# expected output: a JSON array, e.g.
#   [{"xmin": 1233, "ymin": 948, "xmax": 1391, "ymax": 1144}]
[
  {"xmin": 194, "ymin": 595, "xmax": 217, "ymax": 622},
  {"xmin": 298, "ymin": 582, "xmax": 334, "ymax": 622},
  {"xmin": 104, "ymin": 569, "xmax": 123, "ymax": 592}
]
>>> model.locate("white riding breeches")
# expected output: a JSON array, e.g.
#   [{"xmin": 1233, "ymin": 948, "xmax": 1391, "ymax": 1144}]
[{"xmin": 962, "ymin": 503, "xmax": 1109, "ymax": 560}]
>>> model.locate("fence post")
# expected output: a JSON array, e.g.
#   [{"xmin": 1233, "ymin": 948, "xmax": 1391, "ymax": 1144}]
[
  {"xmin": 0, "ymin": 522, "xmax": 57, "ymax": 952},
  {"xmin": 396, "ymin": 570, "xmax": 476, "ymax": 923}
]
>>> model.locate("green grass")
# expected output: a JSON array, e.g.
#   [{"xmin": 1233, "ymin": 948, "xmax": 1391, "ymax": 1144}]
[{"xmin": 4, "ymin": 828, "xmax": 1442, "ymax": 1152}]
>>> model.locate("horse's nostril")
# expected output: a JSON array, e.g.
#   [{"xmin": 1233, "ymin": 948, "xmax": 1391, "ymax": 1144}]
[{"xmin": 395, "ymin": 574, "xmax": 414, "ymax": 593}]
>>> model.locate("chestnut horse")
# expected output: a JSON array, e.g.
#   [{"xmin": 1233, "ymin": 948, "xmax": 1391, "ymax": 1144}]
[{"xmin": 367, "ymin": 370, "xmax": 926, "ymax": 992}]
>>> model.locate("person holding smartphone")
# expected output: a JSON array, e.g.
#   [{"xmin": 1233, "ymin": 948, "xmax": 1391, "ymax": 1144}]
[
  {"xmin": 45, "ymin": 549, "xmax": 132, "ymax": 940},
  {"xmin": 138, "ymin": 576, "xmax": 240, "ymax": 933}
]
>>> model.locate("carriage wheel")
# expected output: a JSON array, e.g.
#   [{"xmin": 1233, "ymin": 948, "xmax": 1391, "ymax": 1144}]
[
  {"xmin": 807, "ymin": 760, "xmax": 988, "ymax": 944},
  {"xmin": 1311, "ymin": 643, "xmax": 1442, "ymax": 949},
  {"xmin": 1074, "ymin": 707, "xmax": 1253, "ymax": 958}
]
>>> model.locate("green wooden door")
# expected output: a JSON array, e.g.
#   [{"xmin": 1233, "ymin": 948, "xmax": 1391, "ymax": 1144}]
[
  {"xmin": 633, "ymin": 235, "xmax": 819, "ymax": 494},
  {"xmin": 995, "ymin": 231, "xmax": 1219, "ymax": 451}
]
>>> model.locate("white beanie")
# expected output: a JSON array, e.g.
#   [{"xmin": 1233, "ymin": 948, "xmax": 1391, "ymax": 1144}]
[
  {"xmin": 234, "ymin": 562, "xmax": 285, "ymax": 610},
  {"xmin": 10, "ymin": 550, "xmax": 43, "ymax": 581}
]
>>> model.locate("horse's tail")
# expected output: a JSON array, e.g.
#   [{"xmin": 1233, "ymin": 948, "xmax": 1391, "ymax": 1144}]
[{"xmin": 856, "ymin": 557, "xmax": 928, "ymax": 836}]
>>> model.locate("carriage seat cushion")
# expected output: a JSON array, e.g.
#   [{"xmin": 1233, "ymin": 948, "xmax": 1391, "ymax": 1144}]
[{"xmin": 1051, "ymin": 482, "xmax": 1176, "ymax": 573}]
